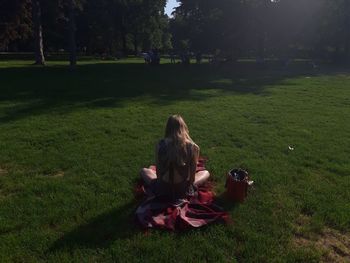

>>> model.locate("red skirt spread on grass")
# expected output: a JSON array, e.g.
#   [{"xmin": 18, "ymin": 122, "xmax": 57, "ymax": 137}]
[{"xmin": 135, "ymin": 158, "xmax": 230, "ymax": 230}]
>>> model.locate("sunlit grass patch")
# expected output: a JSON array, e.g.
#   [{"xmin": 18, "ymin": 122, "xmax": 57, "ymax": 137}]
[{"xmin": 0, "ymin": 59, "xmax": 349, "ymax": 262}]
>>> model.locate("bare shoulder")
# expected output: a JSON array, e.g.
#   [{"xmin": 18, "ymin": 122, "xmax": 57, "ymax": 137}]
[{"xmin": 187, "ymin": 141, "xmax": 200, "ymax": 153}]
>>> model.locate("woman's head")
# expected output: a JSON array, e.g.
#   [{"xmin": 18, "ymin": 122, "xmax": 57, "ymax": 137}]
[
  {"xmin": 165, "ymin": 115, "xmax": 192, "ymax": 143},
  {"xmin": 164, "ymin": 115, "xmax": 194, "ymax": 165}
]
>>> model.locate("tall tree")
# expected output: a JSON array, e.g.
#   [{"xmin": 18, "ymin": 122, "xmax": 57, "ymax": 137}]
[
  {"xmin": 32, "ymin": 0, "xmax": 45, "ymax": 64},
  {"xmin": 318, "ymin": 0, "xmax": 350, "ymax": 62},
  {"xmin": 68, "ymin": 0, "xmax": 77, "ymax": 67},
  {"xmin": 172, "ymin": 0, "xmax": 246, "ymax": 57},
  {"xmin": 59, "ymin": 0, "xmax": 84, "ymax": 67}
]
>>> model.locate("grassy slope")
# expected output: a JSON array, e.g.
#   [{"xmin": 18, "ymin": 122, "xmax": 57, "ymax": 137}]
[{"xmin": 0, "ymin": 59, "xmax": 349, "ymax": 262}]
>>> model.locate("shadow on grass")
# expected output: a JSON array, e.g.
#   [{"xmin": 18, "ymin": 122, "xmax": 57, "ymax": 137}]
[
  {"xmin": 215, "ymin": 192, "xmax": 241, "ymax": 211},
  {"xmin": 48, "ymin": 200, "xmax": 139, "ymax": 252},
  {"xmin": 47, "ymin": 187, "xmax": 240, "ymax": 252},
  {"xmin": 0, "ymin": 61, "xmax": 344, "ymax": 124}
]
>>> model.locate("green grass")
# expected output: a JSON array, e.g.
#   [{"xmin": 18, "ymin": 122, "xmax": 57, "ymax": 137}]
[{"xmin": 0, "ymin": 59, "xmax": 349, "ymax": 262}]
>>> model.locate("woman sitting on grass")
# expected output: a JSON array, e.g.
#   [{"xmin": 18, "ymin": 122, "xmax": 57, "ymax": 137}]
[{"xmin": 140, "ymin": 115, "xmax": 210, "ymax": 200}]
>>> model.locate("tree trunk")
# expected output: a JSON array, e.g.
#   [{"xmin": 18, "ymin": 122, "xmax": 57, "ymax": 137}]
[
  {"xmin": 32, "ymin": 0, "xmax": 45, "ymax": 65},
  {"xmin": 345, "ymin": 38, "xmax": 350, "ymax": 64},
  {"xmin": 334, "ymin": 45, "xmax": 341, "ymax": 64},
  {"xmin": 257, "ymin": 33, "xmax": 265, "ymax": 60},
  {"xmin": 69, "ymin": 0, "xmax": 77, "ymax": 68},
  {"xmin": 133, "ymin": 33, "xmax": 138, "ymax": 55},
  {"xmin": 121, "ymin": 28, "xmax": 127, "ymax": 56}
]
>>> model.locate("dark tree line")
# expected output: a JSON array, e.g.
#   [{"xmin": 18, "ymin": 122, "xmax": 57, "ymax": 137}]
[
  {"xmin": 1, "ymin": 0, "xmax": 350, "ymax": 65},
  {"xmin": 0, "ymin": 0, "xmax": 170, "ymax": 66},
  {"xmin": 171, "ymin": 0, "xmax": 350, "ymax": 63}
]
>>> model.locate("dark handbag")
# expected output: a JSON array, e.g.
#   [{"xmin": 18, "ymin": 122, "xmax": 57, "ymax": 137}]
[{"xmin": 225, "ymin": 168, "xmax": 253, "ymax": 202}]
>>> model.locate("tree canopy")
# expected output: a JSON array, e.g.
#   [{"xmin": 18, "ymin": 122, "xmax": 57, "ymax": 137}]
[
  {"xmin": 170, "ymin": 0, "xmax": 350, "ymax": 62},
  {"xmin": 1, "ymin": 0, "xmax": 350, "ymax": 63}
]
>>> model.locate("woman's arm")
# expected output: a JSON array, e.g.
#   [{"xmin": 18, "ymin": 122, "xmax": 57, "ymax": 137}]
[
  {"xmin": 155, "ymin": 141, "xmax": 160, "ymax": 177},
  {"xmin": 189, "ymin": 144, "xmax": 199, "ymax": 184}
]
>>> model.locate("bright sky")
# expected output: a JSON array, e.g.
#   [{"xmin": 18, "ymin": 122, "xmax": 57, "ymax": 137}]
[{"xmin": 165, "ymin": 0, "xmax": 179, "ymax": 17}]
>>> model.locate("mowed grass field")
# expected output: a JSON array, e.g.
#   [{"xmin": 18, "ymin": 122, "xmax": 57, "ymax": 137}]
[{"xmin": 0, "ymin": 58, "xmax": 349, "ymax": 262}]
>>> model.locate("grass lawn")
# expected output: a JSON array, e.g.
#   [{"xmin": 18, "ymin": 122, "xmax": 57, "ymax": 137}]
[{"xmin": 0, "ymin": 58, "xmax": 349, "ymax": 262}]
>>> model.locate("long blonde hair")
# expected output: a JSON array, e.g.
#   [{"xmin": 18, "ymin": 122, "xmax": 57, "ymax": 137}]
[{"xmin": 164, "ymin": 115, "xmax": 194, "ymax": 165}]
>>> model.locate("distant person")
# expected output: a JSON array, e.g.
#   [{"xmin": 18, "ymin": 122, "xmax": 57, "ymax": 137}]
[
  {"xmin": 115, "ymin": 51, "xmax": 123, "ymax": 60},
  {"xmin": 142, "ymin": 52, "xmax": 151, "ymax": 64},
  {"xmin": 310, "ymin": 60, "xmax": 320, "ymax": 70},
  {"xmin": 210, "ymin": 49, "xmax": 221, "ymax": 66},
  {"xmin": 149, "ymin": 49, "xmax": 160, "ymax": 65},
  {"xmin": 181, "ymin": 52, "xmax": 190, "ymax": 65},
  {"xmin": 149, "ymin": 50, "xmax": 154, "ymax": 62},
  {"xmin": 153, "ymin": 50, "xmax": 160, "ymax": 65},
  {"xmin": 140, "ymin": 115, "xmax": 210, "ymax": 200},
  {"xmin": 170, "ymin": 51, "xmax": 176, "ymax": 64},
  {"xmin": 195, "ymin": 52, "xmax": 202, "ymax": 64}
]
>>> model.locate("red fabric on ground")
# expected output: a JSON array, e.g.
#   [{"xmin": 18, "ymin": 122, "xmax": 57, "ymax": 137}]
[{"xmin": 135, "ymin": 158, "xmax": 230, "ymax": 230}]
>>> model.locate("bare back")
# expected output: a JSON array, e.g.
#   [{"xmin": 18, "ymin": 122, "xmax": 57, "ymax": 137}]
[{"xmin": 155, "ymin": 139, "xmax": 199, "ymax": 199}]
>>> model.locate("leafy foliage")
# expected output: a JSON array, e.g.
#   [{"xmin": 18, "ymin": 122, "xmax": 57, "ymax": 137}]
[
  {"xmin": 171, "ymin": 0, "xmax": 350, "ymax": 61},
  {"xmin": 0, "ymin": 0, "xmax": 32, "ymax": 50}
]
